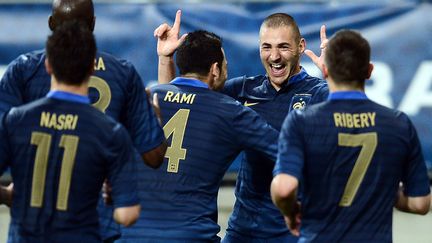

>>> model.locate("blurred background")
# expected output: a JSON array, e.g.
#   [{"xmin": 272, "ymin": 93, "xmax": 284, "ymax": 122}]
[{"xmin": 1, "ymin": 0, "xmax": 432, "ymax": 242}]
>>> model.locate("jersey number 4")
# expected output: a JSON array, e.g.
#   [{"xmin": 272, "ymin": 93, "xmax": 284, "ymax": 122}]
[
  {"xmin": 30, "ymin": 132, "xmax": 79, "ymax": 211},
  {"xmin": 163, "ymin": 109, "xmax": 190, "ymax": 173},
  {"xmin": 338, "ymin": 132, "xmax": 377, "ymax": 207}
]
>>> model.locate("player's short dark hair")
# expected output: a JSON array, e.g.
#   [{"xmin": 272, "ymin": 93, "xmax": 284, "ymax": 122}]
[
  {"xmin": 261, "ymin": 13, "xmax": 301, "ymax": 43},
  {"xmin": 46, "ymin": 20, "xmax": 96, "ymax": 85},
  {"xmin": 176, "ymin": 30, "xmax": 223, "ymax": 76},
  {"xmin": 325, "ymin": 30, "xmax": 370, "ymax": 85}
]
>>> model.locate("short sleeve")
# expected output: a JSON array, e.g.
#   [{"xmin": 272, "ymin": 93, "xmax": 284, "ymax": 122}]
[
  {"xmin": 402, "ymin": 117, "xmax": 430, "ymax": 197},
  {"xmin": 0, "ymin": 56, "xmax": 26, "ymax": 114},
  {"xmin": 0, "ymin": 112, "xmax": 12, "ymax": 175},
  {"xmin": 232, "ymin": 104, "xmax": 278, "ymax": 162},
  {"xmin": 124, "ymin": 65, "xmax": 165, "ymax": 154},
  {"xmin": 106, "ymin": 123, "xmax": 140, "ymax": 208},
  {"xmin": 273, "ymin": 110, "xmax": 305, "ymax": 179}
]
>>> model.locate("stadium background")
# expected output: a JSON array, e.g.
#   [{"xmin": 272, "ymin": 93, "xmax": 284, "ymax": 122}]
[{"xmin": 1, "ymin": 0, "xmax": 432, "ymax": 242}]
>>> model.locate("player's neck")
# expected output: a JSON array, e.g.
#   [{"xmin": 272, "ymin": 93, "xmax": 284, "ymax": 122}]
[
  {"xmin": 50, "ymin": 77, "xmax": 89, "ymax": 96},
  {"xmin": 181, "ymin": 74, "xmax": 209, "ymax": 85},
  {"xmin": 329, "ymin": 83, "xmax": 365, "ymax": 93}
]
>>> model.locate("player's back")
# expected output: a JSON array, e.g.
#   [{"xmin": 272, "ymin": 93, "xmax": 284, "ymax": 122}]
[
  {"xmin": 291, "ymin": 96, "xmax": 429, "ymax": 242},
  {"xmin": 2, "ymin": 95, "xmax": 137, "ymax": 243},
  {"xmin": 1, "ymin": 50, "xmax": 141, "ymax": 121},
  {"xmin": 0, "ymin": 50, "xmax": 163, "ymax": 240},
  {"xmin": 120, "ymin": 79, "xmax": 278, "ymax": 242}
]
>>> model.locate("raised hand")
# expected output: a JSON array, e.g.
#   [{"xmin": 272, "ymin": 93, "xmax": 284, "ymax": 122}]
[
  {"xmin": 304, "ymin": 25, "xmax": 328, "ymax": 73},
  {"xmin": 154, "ymin": 10, "xmax": 188, "ymax": 57}
]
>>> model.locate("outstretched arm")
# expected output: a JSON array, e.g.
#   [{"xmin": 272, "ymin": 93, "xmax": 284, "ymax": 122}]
[
  {"xmin": 141, "ymin": 91, "xmax": 167, "ymax": 169},
  {"xmin": 154, "ymin": 10, "xmax": 187, "ymax": 84},
  {"xmin": 395, "ymin": 183, "xmax": 430, "ymax": 215},
  {"xmin": 304, "ymin": 25, "xmax": 328, "ymax": 73},
  {"xmin": 271, "ymin": 174, "xmax": 301, "ymax": 236}
]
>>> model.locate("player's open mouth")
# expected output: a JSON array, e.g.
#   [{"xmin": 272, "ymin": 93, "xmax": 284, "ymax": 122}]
[{"xmin": 270, "ymin": 63, "xmax": 286, "ymax": 77}]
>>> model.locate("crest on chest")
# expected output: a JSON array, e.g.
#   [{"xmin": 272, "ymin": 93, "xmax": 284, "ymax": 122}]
[{"xmin": 289, "ymin": 94, "xmax": 312, "ymax": 112}]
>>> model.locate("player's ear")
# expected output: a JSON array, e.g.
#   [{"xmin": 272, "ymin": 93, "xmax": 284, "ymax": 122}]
[
  {"xmin": 48, "ymin": 15, "xmax": 55, "ymax": 31},
  {"xmin": 322, "ymin": 64, "xmax": 328, "ymax": 79},
  {"xmin": 299, "ymin": 37, "xmax": 306, "ymax": 54},
  {"xmin": 45, "ymin": 58, "xmax": 53, "ymax": 75},
  {"xmin": 366, "ymin": 63, "xmax": 374, "ymax": 79},
  {"xmin": 210, "ymin": 62, "xmax": 220, "ymax": 80},
  {"xmin": 90, "ymin": 16, "xmax": 96, "ymax": 32}
]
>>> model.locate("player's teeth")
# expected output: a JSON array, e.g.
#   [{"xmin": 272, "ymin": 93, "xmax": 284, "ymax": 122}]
[{"xmin": 272, "ymin": 64, "xmax": 282, "ymax": 68}]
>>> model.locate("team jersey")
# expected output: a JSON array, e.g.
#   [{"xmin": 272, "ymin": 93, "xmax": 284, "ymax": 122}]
[
  {"xmin": 0, "ymin": 50, "xmax": 165, "ymax": 240},
  {"xmin": 274, "ymin": 91, "xmax": 430, "ymax": 243},
  {"xmin": 118, "ymin": 77, "xmax": 279, "ymax": 242},
  {"xmin": 0, "ymin": 91, "xmax": 140, "ymax": 243},
  {"xmin": 222, "ymin": 68, "xmax": 328, "ymax": 240}
]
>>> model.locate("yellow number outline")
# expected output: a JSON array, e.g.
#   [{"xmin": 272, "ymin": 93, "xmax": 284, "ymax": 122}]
[
  {"xmin": 163, "ymin": 109, "xmax": 190, "ymax": 173},
  {"xmin": 30, "ymin": 132, "xmax": 80, "ymax": 211},
  {"xmin": 338, "ymin": 132, "xmax": 377, "ymax": 207},
  {"xmin": 89, "ymin": 76, "xmax": 111, "ymax": 113}
]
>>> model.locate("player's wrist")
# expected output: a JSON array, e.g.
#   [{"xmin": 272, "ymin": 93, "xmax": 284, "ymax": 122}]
[
  {"xmin": 0, "ymin": 186, "xmax": 7, "ymax": 205},
  {"xmin": 159, "ymin": 55, "xmax": 174, "ymax": 64}
]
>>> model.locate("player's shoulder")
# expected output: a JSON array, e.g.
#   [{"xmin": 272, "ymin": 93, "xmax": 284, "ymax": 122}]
[
  {"xmin": 6, "ymin": 97, "xmax": 47, "ymax": 116},
  {"xmin": 94, "ymin": 51, "xmax": 142, "ymax": 88},
  {"xmin": 7, "ymin": 49, "xmax": 45, "ymax": 71},
  {"xmin": 303, "ymin": 73, "xmax": 328, "ymax": 93},
  {"xmin": 369, "ymin": 100, "xmax": 412, "ymax": 124},
  {"xmin": 291, "ymin": 100, "xmax": 331, "ymax": 123},
  {"xmin": 150, "ymin": 83, "xmax": 179, "ymax": 93},
  {"xmin": 97, "ymin": 51, "xmax": 135, "ymax": 70},
  {"xmin": 225, "ymin": 75, "xmax": 267, "ymax": 88},
  {"xmin": 223, "ymin": 75, "xmax": 268, "ymax": 100}
]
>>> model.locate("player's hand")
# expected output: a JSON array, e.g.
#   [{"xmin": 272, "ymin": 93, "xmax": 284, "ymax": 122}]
[
  {"xmin": 145, "ymin": 88, "xmax": 162, "ymax": 124},
  {"xmin": 284, "ymin": 201, "xmax": 301, "ymax": 236},
  {"xmin": 304, "ymin": 25, "xmax": 328, "ymax": 73},
  {"xmin": 0, "ymin": 183, "xmax": 13, "ymax": 207},
  {"xmin": 152, "ymin": 93, "xmax": 162, "ymax": 125},
  {"xmin": 154, "ymin": 9, "xmax": 188, "ymax": 57},
  {"xmin": 102, "ymin": 180, "xmax": 113, "ymax": 206}
]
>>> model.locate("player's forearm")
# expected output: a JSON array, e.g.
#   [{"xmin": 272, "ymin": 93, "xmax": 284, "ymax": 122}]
[
  {"xmin": 158, "ymin": 56, "xmax": 175, "ymax": 84},
  {"xmin": 395, "ymin": 186, "xmax": 430, "ymax": 215},
  {"xmin": 113, "ymin": 204, "xmax": 141, "ymax": 227},
  {"xmin": 271, "ymin": 174, "xmax": 299, "ymax": 216},
  {"xmin": 141, "ymin": 141, "xmax": 168, "ymax": 169},
  {"xmin": 0, "ymin": 184, "xmax": 13, "ymax": 207}
]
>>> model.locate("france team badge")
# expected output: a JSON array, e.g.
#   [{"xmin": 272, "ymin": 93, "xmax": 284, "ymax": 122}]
[{"xmin": 289, "ymin": 94, "xmax": 312, "ymax": 112}]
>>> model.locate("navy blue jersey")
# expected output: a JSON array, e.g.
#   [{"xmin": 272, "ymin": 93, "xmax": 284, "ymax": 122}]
[
  {"xmin": 0, "ymin": 92, "xmax": 139, "ymax": 243},
  {"xmin": 0, "ymin": 50, "xmax": 165, "ymax": 240},
  {"xmin": 118, "ymin": 77, "xmax": 279, "ymax": 242},
  {"xmin": 274, "ymin": 91, "xmax": 430, "ymax": 243},
  {"xmin": 0, "ymin": 50, "xmax": 164, "ymax": 153},
  {"xmin": 222, "ymin": 68, "xmax": 328, "ymax": 239}
]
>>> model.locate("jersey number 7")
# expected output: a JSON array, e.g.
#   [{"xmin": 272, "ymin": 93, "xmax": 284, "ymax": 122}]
[{"xmin": 338, "ymin": 132, "xmax": 377, "ymax": 207}]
